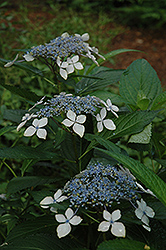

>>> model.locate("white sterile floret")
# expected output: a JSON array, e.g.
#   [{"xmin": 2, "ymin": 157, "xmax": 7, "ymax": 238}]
[
  {"xmin": 28, "ymin": 96, "xmax": 45, "ymax": 112},
  {"xmin": 55, "ymin": 208, "xmax": 82, "ymax": 238},
  {"xmin": 24, "ymin": 117, "xmax": 48, "ymax": 139},
  {"xmin": 62, "ymin": 110, "xmax": 86, "ymax": 138},
  {"xmin": 23, "ymin": 53, "xmax": 35, "ymax": 62},
  {"xmin": 135, "ymin": 198, "xmax": 155, "ymax": 226},
  {"xmin": 136, "ymin": 182, "xmax": 156, "ymax": 197},
  {"xmin": 96, "ymin": 107, "xmax": 116, "ymax": 132},
  {"xmin": 75, "ymin": 33, "xmax": 90, "ymax": 41},
  {"xmin": 100, "ymin": 99, "xmax": 119, "ymax": 118},
  {"xmin": 17, "ymin": 113, "xmax": 37, "ymax": 131},
  {"xmin": 56, "ymin": 57, "xmax": 68, "ymax": 80},
  {"xmin": 40, "ymin": 189, "xmax": 67, "ymax": 213},
  {"xmin": 66, "ymin": 55, "xmax": 83, "ymax": 74},
  {"xmin": 4, "ymin": 54, "xmax": 19, "ymax": 67},
  {"xmin": 98, "ymin": 209, "xmax": 126, "ymax": 237}
]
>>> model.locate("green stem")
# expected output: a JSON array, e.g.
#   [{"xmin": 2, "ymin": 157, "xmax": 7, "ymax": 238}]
[
  {"xmin": 3, "ymin": 161, "xmax": 17, "ymax": 178},
  {"xmin": 72, "ymin": 135, "xmax": 79, "ymax": 169},
  {"xmin": 83, "ymin": 211, "xmax": 100, "ymax": 223}
]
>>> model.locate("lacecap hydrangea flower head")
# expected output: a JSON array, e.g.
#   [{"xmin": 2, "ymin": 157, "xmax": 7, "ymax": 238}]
[
  {"xmin": 5, "ymin": 32, "xmax": 105, "ymax": 80},
  {"xmin": 17, "ymin": 93, "xmax": 119, "ymax": 139},
  {"xmin": 39, "ymin": 161, "xmax": 155, "ymax": 238}
]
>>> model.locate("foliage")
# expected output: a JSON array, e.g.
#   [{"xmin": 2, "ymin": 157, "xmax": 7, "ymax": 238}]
[{"xmin": 0, "ymin": 29, "xmax": 166, "ymax": 250}]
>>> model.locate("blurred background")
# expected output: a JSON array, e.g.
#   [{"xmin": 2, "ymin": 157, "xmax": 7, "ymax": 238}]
[{"xmin": 0, "ymin": 0, "xmax": 166, "ymax": 114}]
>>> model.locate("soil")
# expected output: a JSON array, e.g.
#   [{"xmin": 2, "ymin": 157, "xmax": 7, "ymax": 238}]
[{"xmin": 109, "ymin": 27, "xmax": 166, "ymax": 90}]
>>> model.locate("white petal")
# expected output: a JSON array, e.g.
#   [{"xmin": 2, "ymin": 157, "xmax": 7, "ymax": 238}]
[
  {"xmin": 112, "ymin": 105, "xmax": 119, "ymax": 112},
  {"xmin": 60, "ymin": 68, "xmax": 68, "ymax": 80},
  {"xmin": 57, "ymin": 195, "xmax": 67, "ymax": 202},
  {"xmin": 138, "ymin": 199, "xmax": 147, "ymax": 211},
  {"xmin": 71, "ymin": 55, "xmax": 79, "ymax": 63},
  {"xmin": 55, "ymin": 214, "xmax": 66, "ymax": 223},
  {"xmin": 56, "ymin": 223, "xmax": 71, "ymax": 238},
  {"xmin": 111, "ymin": 222, "xmax": 126, "ymax": 237},
  {"xmin": 135, "ymin": 208, "xmax": 143, "ymax": 220},
  {"xmin": 17, "ymin": 120, "xmax": 27, "ymax": 131},
  {"xmin": 4, "ymin": 54, "xmax": 19, "ymax": 67},
  {"xmin": 54, "ymin": 189, "xmax": 62, "ymax": 200},
  {"xmin": 142, "ymin": 224, "xmax": 151, "ymax": 231},
  {"xmin": 73, "ymin": 123, "xmax": 85, "ymax": 137},
  {"xmin": 103, "ymin": 119, "xmax": 116, "ymax": 130},
  {"xmin": 145, "ymin": 207, "xmax": 155, "ymax": 218},
  {"xmin": 66, "ymin": 64, "xmax": 74, "ymax": 74},
  {"xmin": 32, "ymin": 118, "xmax": 40, "ymax": 127},
  {"xmin": 82, "ymin": 33, "xmax": 89, "ymax": 41},
  {"xmin": 98, "ymin": 221, "xmax": 110, "ymax": 232},
  {"xmin": 111, "ymin": 209, "xmax": 121, "ymax": 222},
  {"xmin": 74, "ymin": 62, "xmax": 84, "ymax": 70},
  {"xmin": 65, "ymin": 208, "xmax": 74, "ymax": 220},
  {"xmin": 23, "ymin": 54, "xmax": 34, "ymax": 62},
  {"xmin": 40, "ymin": 196, "xmax": 54, "ymax": 208},
  {"xmin": 106, "ymin": 99, "xmax": 112, "ymax": 107},
  {"xmin": 24, "ymin": 126, "xmax": 36, "ymax": 137},
  {"xmin": 96, "ymin": 113, "xmax": 101, "ymax": 122},
  {"xmin": 97, "ymin": 121, "xmax": 103, "ymax": 132},
  {"xmin": 76, "ymin": 115, "xmax": 86, "ymax": 124},
  {"xmin": 56, "ymin": 57, "xmax": 61, "ymax": 67},
  {"xmin": 100, "ymin": 108, "xmax": 107, "ymax": 120},
  {"xmin": 67, "ymin": 110, "xmax": 76, "ymax": 122},
  {"xmin": 61, "ymin": 32, "xmax": 69, "ymax": 38},
  {"xmin": 50, "ymin": 207, "xmax": 58, "ymax": 213},
  {"xmin": 103, "ymin": 210, "xmax": 112, "ymax": 221},
  {"xmin": 36, "ymin": 128, "xmax": 47, "ymax": 139},
  {"xmin": 62, "ymin": 118, "xmax": 74, "ymax": 127},
  {"xmin": 38, "ymin": 117, "xmax": 48, "ymax": 127},
  {"xmin": 141, "ymin": 214, "xmax": 149, "ymax": 226},
  {"xmin": 70, "ymin": 215, "xmax": 82, "ymax": 225},
  {"xmin": 61, "ymin": 62, "xmax": 68, "ymax": 68}
]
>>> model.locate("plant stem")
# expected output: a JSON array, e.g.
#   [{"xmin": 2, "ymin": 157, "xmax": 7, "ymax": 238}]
[{"xmin": 3, "ymin": 161, "xmax": 17, "ymax": 178}]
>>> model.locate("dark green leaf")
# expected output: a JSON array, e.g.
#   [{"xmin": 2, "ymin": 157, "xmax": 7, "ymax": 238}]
[
  {"xmin": 76, "ymin": 69, "xmax": 124, "ymax": 95},
  {"xmin": 119, "ymin": 59, "xmax": 162, "ymax": 109},
  {"xmin": 0, "ymin": 126, "xmax": 16, "ymax": 136},
  {"xmin": 0, "ymin": 82, "xmax": 41, "ymax": 102},
  {"xmin": 7, "ymin": 176, "xmax": 58, "ymax": 194},
  {"xmin": 0, "ymin": 145, "xmax": 59, "ymax": 160},
  {"xmin": 97, "ymin": 239, "xmax": 156, "ymax": 250},
  {"xmin": 151, "ymin": 91, "xmax": 166, "ymax": 110}
]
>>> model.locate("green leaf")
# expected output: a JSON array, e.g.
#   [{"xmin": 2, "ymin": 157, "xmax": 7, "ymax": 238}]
[
  {"xmin": 1, "ymin": 233, "xmax": 82, "ymax": 250},
  {"xmin": 151, "ymin": 91, "xmax": 166, "ymax": 110},
  {"xmin": 0, "ymin": 57, "xmax": 43, "ymax": 76},
  {"xmin": 103, "ymin": 110, "xmax": 158, "ymax": 140},
  {"xmin": 96, "ymin": 146, "xmax": 166, "ymax": 207},
  {"xmin": 97, "ymin": 239, "xmax": 156, "ymax": 250},
  {"xmin": 7, "ymin": 176, "xmax": 57, "ymax": 194},
  {"xmin": 87, "ymin": 49, "xmax": 140, "ymax": 74},
  {"xmin": 0, "ymin": 82, "xmax": 41, "ymax": 102},
  {"xmin": 89, "ymin": 90, "xmax": 123, "ymax": 106},
  {"xmin": 128, "ymin": 123, "xmax": 152, "ymax": 144},
  {"xmin": 76, "ymin": 69, "xmax": 124, "ymax": 95},
  {"xmin": 0, "ymin": 126, "xmax": 16, "ymax": 136},
  {"xmin": 119, "ymin": 59, "xmax": 162, "ymax": 109},
  {"xmin": 0, "ymin": 145, "xmax": 59, "ymax": 160}
]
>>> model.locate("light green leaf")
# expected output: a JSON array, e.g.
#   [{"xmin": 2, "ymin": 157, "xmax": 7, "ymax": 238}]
[
  {"xmin": 119, "ymin": 59, "xmax": 162, "ymax": 109},
  {"xmin": 96, "ymin": 146, "xmax": 166, "ymax": 207},
  {"xmin": 97, "ymin": 239, "xmax": 156, "ymax": 250},
  {"xmin": 129, "ymin": 123, "xmax": 152, "ymax": 144}
]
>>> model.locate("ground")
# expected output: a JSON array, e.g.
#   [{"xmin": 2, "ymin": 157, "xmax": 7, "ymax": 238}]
[{"xmin": 110, "ymin": 27, "xmax": 166, "ymax": 90}]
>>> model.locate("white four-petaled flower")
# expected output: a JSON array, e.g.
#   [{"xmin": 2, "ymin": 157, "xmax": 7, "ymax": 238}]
[
  {"xmin": 40, "ymin": 189, "xmax": 67, "ymax": 213},
  {"xmin": 96, "ymin": 107, "xmax": 116, "ymax": 132},
  {"xmin": 62, "ymin": 110, "xmax": 86, "ymax": 138},
  {"xmin": 24, "ymin": 117, "xmax": 48, "ymax": 139},
  {"xmin": 135, "ymin": 199, "xmax": 155, "ymax": 227},
  {"xmin": 100, "ymin": 99, "xmax": 119, "ymax": 118},
  {"xmin": 17, "ymin": 113, "xmax": 37, "ymax": 131},
  {"xmin": 66, "ymin": 55, "xmax": 83, "ymax": 74},
  {"xmin": 98, "ymin": 209, "xmax": 126, "ymax": 237},
  {"xmin": 55, "ymin": 208, "xmax": 82, "ymax": 238}
]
